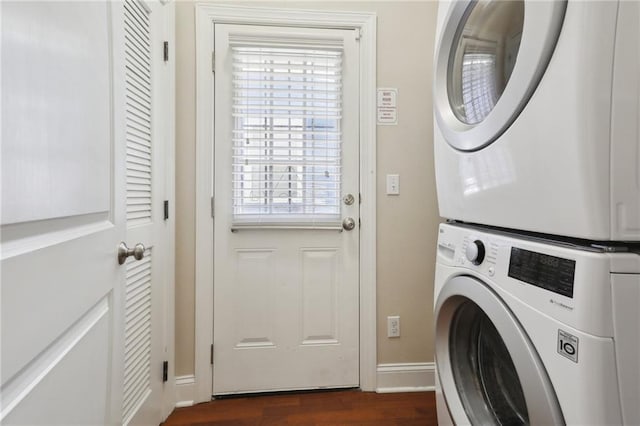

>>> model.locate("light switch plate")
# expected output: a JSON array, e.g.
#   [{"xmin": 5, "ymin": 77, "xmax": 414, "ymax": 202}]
[
  {"xmin": 387, "ymin": 316, "xmax": 400, "ymax": 337},
  {"xmin": 386, "ymin": 174, "xmax": 400, "ymax": 195}
]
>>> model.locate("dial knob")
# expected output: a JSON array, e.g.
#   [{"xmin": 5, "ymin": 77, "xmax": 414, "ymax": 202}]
[{"xmin": 465, "ymin": 240, "xmax": 486, "ymax": 265}]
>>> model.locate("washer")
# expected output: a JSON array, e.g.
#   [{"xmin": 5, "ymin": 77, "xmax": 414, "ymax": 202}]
[
  {"xmin": 434, "ymin": 222, "xmax": 640, "ymax": 425},
  {"xmin": 433, "ymin": 0, "xmax": 640, "ymax": 241}
]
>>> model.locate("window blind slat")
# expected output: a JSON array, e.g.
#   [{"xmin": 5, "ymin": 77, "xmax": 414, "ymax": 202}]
[
  {"xmin": 232, "ymin": 129, "xmax": 342, "ymax": 136},
  {"xmin": 233, "ymin": 105, "xmax": 342, "ymax": 113},
  {"xmin": 234, "ymin": 88, "xmax": 343, "ymax": 97},
  {"xmin": 232, "ymin": 81, "xmax": 342, "ymax": 90}
]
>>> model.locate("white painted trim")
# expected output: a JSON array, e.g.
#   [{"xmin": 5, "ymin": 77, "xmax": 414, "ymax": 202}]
[
  {"xmin": 174, "ymin": 375, "xmax": 196, "ymax": 408},
  {"xmin": 194, "ymin": 4, "xmax": 377, "ymax": 403},
  {"xmin": 161, "ymin": 0, "xmax": 177, "ymax": 420},
  {"xmin": 194, "ymin": 2, "xmax": 215, "ymax": 405},
  {"xmin": 375, "ymin": 363, "xmax": 436, "ymax": 393}
]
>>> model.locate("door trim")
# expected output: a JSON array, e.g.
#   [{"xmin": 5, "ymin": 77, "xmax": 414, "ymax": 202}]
[
  {"xmin": 160, "ymin": 1, "xmax": 177, "ymax": 419},
  {"xmin": 194, "ymin": 4, "xmax": 377, "ymax": 403}
]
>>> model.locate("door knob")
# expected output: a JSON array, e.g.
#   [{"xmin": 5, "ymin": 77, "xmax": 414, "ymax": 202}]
[
  {"xmin": 118, "ymin": 242, "xmax": 145, "ymax": 265},
  {"xmin": 342, "ymin": 217, "xmax": 356, "ymax": 231}
]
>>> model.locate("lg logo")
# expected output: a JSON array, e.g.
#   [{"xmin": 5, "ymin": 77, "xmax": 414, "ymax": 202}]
[{"xmin": 557, "ymin": 330, "xmax": 579, "ymax": 363}]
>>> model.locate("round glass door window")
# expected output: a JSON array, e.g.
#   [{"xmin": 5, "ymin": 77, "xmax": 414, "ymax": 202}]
[
  {"xmin": 434, "ymin": 0, "xmax": 567, "ymax": 151},
  {"xmin": 449, "ymin": 300, "xmax": 529, "ymax": 424},
  {"xmin": 448, "ymin": 1, "xmax": 524, "ymax": 125}
]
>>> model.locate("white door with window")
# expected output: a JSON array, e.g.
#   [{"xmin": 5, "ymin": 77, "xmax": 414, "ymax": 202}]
[
  {"xmin": 213, "ymin": 24, "xmax": 360, "ymax": 394},
  {"xmin": 1, "ymin": 1, "xmax": 170, "ymax": 424}
]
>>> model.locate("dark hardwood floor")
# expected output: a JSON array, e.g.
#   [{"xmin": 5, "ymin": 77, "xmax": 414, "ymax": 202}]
[{"xmin": 163, "ymin": 389, "xmax": 437, "ymax": 425}]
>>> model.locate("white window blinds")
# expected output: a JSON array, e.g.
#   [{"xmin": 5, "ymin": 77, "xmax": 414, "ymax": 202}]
[{"xmin": 231, "ymin": 41, "xmax": 343, "ymax": 227}]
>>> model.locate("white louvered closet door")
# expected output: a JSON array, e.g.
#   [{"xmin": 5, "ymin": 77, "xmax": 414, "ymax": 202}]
[
  {"xmin": 213, "ymin": 24, "xmax": 360, "ymax": 394},
  {"xmin": 122, "ymin": 0, "xmax": 168, "ymax": 425}
]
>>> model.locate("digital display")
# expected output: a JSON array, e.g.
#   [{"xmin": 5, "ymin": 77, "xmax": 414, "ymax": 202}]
[{"xmin": 508, "ymin": 248, "xmax": 575, "ymax": 298}]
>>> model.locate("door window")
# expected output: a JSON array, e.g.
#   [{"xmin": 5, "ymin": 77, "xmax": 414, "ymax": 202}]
[
  {"xmin": 231, "ymin": 45, "xmax": 343, "ymax": 226},
  {"xmin": 449, "ymin": 300, "xmax": 529, "ymax": 424}
]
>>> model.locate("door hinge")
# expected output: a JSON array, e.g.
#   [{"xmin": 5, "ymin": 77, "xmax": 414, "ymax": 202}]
[
  {"xmin": 359, "ymin": 193, "xmax": 362, "ymax": 204},
  {"xmin": 162, "ymin": 361, "xmax": 168, "ymax": 382},
  {"xmin": 210, "ymin": 344, "xmax": 214, "ymax": 365},
  {"xmin": 163, "ymin": 41, "xmax": 169, "ymax": 62},
  {"xmin": 211, "ymin": 51, "xmax": 215, "ymax": 73},
  {"xmin": 164, "ymin": 200, "xmax": 169, "ymax": 220},
  {"xmin": 355, "ymin": 28, "xmax": 362, "ymax": 41},
  {"xmin": 359, "ymin": 218, "xmax": 361, "ymax": 228},
  {"xmin": 211, "ymin": 196, "xmax": 215, "ymax": 218}
]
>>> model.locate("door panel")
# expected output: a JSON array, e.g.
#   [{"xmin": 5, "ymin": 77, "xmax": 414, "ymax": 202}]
[
  {"xmin": 1, "ymin": 2, "xmax": 123, "ymax": 424},
  {"xmin": 1, "ymin": 1, "xmax": 111, "ymax": 225},
  {"xmin": 2, "ymin": 311, "xmax": 111, "ymax": 425},
  {"xmin": 301, "ymin": 248, "xmax": 339, "ymax": 344},
  {"xmin": 213, "ymin": 24, "xmax": 360, "ymax": 394},
  {"xmin": 233, "ymin": 248, "xmax": 276, "ymax": 349},
  {"xmin": 122, "ymin": 0, "xmax": 167, "ymax": 424}
]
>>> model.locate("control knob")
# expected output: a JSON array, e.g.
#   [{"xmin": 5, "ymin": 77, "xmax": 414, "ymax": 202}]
[{"xmin": 465, "ymin": 240, "xmax": 486, "ymax": 265}]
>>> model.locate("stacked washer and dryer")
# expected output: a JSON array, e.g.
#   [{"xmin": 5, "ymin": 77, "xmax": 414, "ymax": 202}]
[{"xmin": 432, "ymin": 1, "xmax": 640, "ymax": 425}]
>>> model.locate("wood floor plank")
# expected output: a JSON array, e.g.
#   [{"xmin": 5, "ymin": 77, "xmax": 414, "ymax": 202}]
[{"xmin": 163, "ymin": 390, "xmax": 437, "ymax": 426}]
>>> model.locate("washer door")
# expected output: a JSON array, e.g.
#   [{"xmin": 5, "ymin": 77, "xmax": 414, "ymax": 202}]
[
  {"xmin": 434, "ymin": 0, "xmax": 566, "ymax": 151},
  {"xmin": 435, "ymin": 276, "xmax": 565, "ymax": 425}
]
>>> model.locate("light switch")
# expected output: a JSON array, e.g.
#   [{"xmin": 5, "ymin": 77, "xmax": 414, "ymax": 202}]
[{"xmin": 386, "ymin": 174, "xmax": 400, "ymax": 195}]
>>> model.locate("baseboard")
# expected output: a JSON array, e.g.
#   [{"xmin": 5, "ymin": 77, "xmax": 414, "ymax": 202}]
[
  {"xmin": 375, "ymin": 362, "xmax": 436, "ymax": 393},
  {"xmin": 178, "ymin": 364, "xmax": 434, "ymax": 402},
  {"xmin": 175, "ymin": 375, "xmax": 196, "ymax": 408}
]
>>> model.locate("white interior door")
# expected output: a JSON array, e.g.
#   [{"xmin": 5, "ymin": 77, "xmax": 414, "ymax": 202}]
[
  {"xmin": 1, "ymin": 2, "xmax": 125, "ymax": 424},
  {"xmin": 122, "ymin": 0, "xmax": 169, "ymax": 425},
  {"xmin": 1, "ymin": 1, "xmax": 170, "ymax": 424},
  {"xmin": 212, "ymin": 24, "xmax": 360, "ymax": 394}
]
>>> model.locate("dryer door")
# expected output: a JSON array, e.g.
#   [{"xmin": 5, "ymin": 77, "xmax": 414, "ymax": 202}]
[
  {"xmin": 435, "ymin": 276, "xmax": 565, "ymax": 425},
  {"xmin": 434, "ymin": 0, "xmax": 566, "ymax": 151}
]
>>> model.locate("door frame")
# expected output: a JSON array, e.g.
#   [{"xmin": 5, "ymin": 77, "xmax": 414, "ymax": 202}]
[
  {"xmin": 194, "ymin": 4, "xmax": 377, "ymax": 403},
  {"xmin": 159, "ymin": 0, "xmax": 177, "ymax": 419}
]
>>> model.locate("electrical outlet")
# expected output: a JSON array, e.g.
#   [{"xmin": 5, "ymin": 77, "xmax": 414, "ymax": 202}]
[{"xmin": 387, "ymin": 316, "xmax": 400, "ymax": 338}]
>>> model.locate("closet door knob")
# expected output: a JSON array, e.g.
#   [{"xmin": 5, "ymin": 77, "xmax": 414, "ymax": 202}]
[{"xmin": 117, "ymin": 242, "xmax": 145, "ymax": 265}]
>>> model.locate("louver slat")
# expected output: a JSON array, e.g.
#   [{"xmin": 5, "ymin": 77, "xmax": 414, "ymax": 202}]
[
  {"xmin": 123, "ymin": 247, "xmax": 152, "ymax": 425},
  {"xmin": 123, "ymin": 1, "xmax": 152, "ymax": 424},
  {"xmin": 125, "ymin": 0, "xmax": 152, "ymax": 228}
]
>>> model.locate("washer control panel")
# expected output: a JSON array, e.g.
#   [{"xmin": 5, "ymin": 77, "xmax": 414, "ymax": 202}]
[
  {"xmin": 439, "ymin": 224, "xmax": 578, "ymax": 298},
  {"xmin": 437, "ymin": 222, "xmax": 625, "ymax": 339},
  {"xmin": 508, "ymin": 247, "xmax": 576, "ymax": 298}
]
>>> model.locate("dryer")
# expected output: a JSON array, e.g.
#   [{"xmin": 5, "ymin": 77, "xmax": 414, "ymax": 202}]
[
  {"xmin": 434, "ymin": 223, "xmax": 640, "ymax": 425},
  {"xmin": 433, "ymin": 0, "xmax": 640, "ymax": 241}
]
